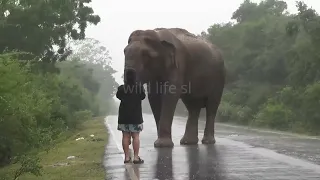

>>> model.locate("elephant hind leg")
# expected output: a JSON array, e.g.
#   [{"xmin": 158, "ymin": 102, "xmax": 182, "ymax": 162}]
[
  {"xmin": 180, "ymin": 97, "xmax": 202, "ymax": 145},
  {"xmin": 148, "ymin": 82, "xmax": 162, "ymax": 137},
  {"xmin": 202, "ymin": 88, "xmax": 224, "ymax": 144},
  {"xmin": 202, "ymin": 66, "xmax": 225, "ymax": 144}
]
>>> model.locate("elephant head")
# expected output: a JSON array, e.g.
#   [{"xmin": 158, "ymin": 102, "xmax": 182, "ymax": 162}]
[{"xmin": 123, "ymin": 29, "xmax": 179, "ymax": 84}]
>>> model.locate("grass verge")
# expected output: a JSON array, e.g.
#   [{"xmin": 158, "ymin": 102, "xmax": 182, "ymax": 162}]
[{"xmin": 0, "ymin": 117, "xmax": 108, "ymax": 180}]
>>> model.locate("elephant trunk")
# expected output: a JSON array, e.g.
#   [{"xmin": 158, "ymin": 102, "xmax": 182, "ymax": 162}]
[
  {"xmin": 124, "ymin": 68, "xmax": 144, "ymax": 86},
  {"xmin": 124, "ymin": 68, "xmax": 136, "ymax": 85}
]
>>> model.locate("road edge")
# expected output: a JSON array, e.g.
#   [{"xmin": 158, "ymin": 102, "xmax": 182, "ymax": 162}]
[{"xmin": 104, "ymin": 116, "xmax": 139, "ymax": 180}]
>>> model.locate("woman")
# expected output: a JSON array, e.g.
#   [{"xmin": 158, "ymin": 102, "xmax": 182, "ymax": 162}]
[{"xmin": 116, "ymin": 69, "xmax": 145, "ymax": 164}]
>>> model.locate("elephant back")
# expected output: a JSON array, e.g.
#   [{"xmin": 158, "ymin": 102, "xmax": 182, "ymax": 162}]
[
  {"xmin": 163, "ymin": 28, "xmax": 224, "ymax": 67},
  {"xmin": 161, "ymin": 28, "xmax": 216, "ymax": 51}
]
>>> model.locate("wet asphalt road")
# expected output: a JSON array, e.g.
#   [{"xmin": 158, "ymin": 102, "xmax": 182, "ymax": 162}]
[{"xmin": 104, "ymin": 114, "xmax": 320, "ymax": 180}]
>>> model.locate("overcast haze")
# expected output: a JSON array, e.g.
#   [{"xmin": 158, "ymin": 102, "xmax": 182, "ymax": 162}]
[{"xmin": 86, "ymin": 0, "xmax": 320, "ymax": 86}]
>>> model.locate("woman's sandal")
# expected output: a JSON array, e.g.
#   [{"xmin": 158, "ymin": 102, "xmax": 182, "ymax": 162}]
[
  {"xmin": 124, "ymin": 157, "xmax": 131, "ymax": 164},
  {"xmin": 133, "ymin": 156, "xmax": 144, "ymax": 164}
]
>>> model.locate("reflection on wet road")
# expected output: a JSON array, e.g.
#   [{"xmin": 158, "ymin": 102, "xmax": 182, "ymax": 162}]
[{"xmin": 104, "ymin": 114, "xmax": 320, "ymax": 180}]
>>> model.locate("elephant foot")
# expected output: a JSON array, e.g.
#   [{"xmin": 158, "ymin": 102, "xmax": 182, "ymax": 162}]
[
  {"xmin": 180, "ymin": 135, "xmax": 198, "ymax": 145},
  {"xmin": 154, "ymin": 138, "xmax": 174, "ymax": 148},
  {"xmin": 201, "ymin": 135, "xmax": 216, "ymax": 144}
]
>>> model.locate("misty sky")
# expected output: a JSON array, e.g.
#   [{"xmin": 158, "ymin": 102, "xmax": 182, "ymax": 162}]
[{"xmin": 85, "ymin": 0, "xmax": 320, "ymax": 85}]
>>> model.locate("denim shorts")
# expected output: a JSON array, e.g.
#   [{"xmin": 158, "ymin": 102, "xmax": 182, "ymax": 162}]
[{"xmin": 117, "ymin": 124, "xmax": 143, "ymax": 133}]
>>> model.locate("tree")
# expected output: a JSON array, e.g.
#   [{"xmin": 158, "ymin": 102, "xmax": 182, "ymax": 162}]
[
  {"xmin": 0, "ymin": 0, "xmax": 120, "ymax": 177},
  {"xmin": 66, "ymin": 38, "xmax": 118, "ymax": 115},
  {"xmin": 0, "ymin": 0, "xmax": 100, "ymax": 63},
  {"xmin": 232, "ymin": 0, "xmax": 288, "ymax": 23},
  {"xmin": 204, "ymin": 0, "xmax": 320, "ymax": 134}
]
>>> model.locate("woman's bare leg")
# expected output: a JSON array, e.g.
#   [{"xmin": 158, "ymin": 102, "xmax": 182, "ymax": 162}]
[
  {"xmin": 131, "ymin": 132, "xmax": 141, "ymax": 160},
  {"xmin": 122, "ymin": 132, "xmax": 131, "ymax": 161}
]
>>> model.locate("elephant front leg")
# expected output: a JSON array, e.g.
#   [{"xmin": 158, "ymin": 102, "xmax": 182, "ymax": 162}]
[
  {"xmin": 180, "ymin": 97, "xmax": 202, "ymax": 145},
  {"xmin": 148, "ymin": 85, "xmax": 162, "ymax": 137},
  {"xmin": 202, "ymin": 110, "xmax": 217, "ymax": 144},
  {"xmin": 180, "ymin": 107, "xmax": 201, "ymax": 145},
  {"xmin": 154, "ymin": 87, "xmax": 180, "ymax": 148}
]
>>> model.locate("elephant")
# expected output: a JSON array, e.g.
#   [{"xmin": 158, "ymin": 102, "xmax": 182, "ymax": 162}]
[{"xmin": 123, "ymin": 27, "xmax": 226, "ymax": 148}]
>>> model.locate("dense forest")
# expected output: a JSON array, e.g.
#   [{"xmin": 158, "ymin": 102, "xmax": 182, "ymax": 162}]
[
  {"xmin": 204, "ymin": 0, "xmax": 320, "ymax": 135},
  {"xmin": 0, "ymin": 0, "xmax": 118, "ymax": 172}
]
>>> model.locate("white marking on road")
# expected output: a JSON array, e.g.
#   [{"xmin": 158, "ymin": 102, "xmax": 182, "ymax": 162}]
[
  {"xmin": 215, "ymin": 122, "xmax": 320, "ymax": 140},
  {"xmin": 215, "ymin": 137, "xmax": 320, "ymax": 174},
  {"xmin": 172, "ymin": 113, "xmax": 320, "ymax": 140},
  {"xmin": 104, "ymin": 116, "xmax": 139, "ymax": 180}
]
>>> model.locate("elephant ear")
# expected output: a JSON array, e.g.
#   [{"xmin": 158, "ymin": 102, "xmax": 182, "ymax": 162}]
[{"xmin": 156, "ymin": 30, "xmax": 179, "ymax": 69}]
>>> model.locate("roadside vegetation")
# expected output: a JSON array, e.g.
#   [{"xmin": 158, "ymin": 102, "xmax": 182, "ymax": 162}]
[
  {"xmin": 0, "ymin": 1, "xmax": 118, "ymax": 179},
  {"xmin": 0, "ymin": 117, "xmax": 108, "ymax": 180},
  {"xmin": 206, "ymin": 0, "xmax": 320, "ymax": 135}
]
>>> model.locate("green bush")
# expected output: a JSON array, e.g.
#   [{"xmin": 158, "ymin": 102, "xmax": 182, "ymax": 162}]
[
  {"xmin": 252, "ymin": 102, "xmax": 295, "ymax": 130},
  {"xmin": 217, "ymin": 101, "xmax": 252, "ymax": 124},
  {"xmin": 0, "ymin": 52, "xmax": 117, "ymax": 167},
  {"xmin": 0, "ymin": 57, "xmax": 54, "ymax": 166}
]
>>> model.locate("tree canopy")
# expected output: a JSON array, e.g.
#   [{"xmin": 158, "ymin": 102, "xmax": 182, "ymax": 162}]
[
  {"xmin": 0, "ymin": 0, "xmax": 100, "ymax": 64},
  {"xmin": 198, "ymin": 0, "xmax": 320, "ymax": 134}
]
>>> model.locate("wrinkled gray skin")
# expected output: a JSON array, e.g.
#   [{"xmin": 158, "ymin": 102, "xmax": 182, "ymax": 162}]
[{"xmin": 123, "ymin": 28, "xmax": 226, "ymax": 148}]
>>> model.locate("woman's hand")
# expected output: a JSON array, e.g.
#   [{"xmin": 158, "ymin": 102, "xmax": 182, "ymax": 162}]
[{"xmin": 139, "ymin": 85, "xmax": 146, "ymax": 100}]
